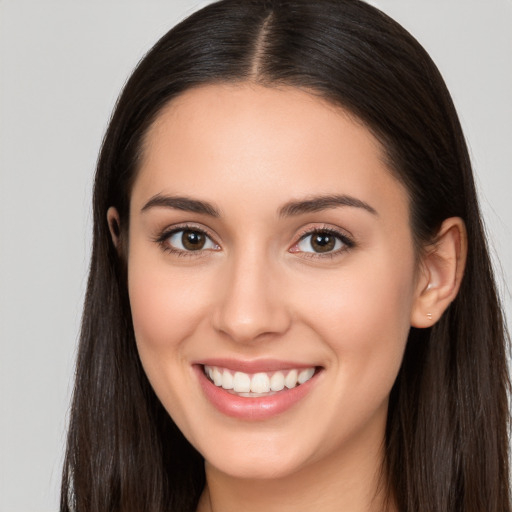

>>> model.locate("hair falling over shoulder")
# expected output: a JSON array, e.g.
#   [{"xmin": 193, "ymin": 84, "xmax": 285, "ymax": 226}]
[{"xmin": 61, "ymin": 1, "xmax": 511, "ymax": 511}]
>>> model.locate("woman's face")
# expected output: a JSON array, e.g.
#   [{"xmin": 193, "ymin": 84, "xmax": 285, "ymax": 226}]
[{"xmin": 125, "ymin": 84, "xmax": 425, "ymax": 480}]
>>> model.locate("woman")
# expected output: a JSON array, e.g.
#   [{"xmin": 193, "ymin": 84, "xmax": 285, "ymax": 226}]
[{"xmin": 61, "ymin": 1, "xmax": 510, "ymax": 511}]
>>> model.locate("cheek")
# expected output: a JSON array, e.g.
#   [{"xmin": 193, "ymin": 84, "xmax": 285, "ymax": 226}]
[
  {"xmin": 331, "ymin": 271, "xmax": 413, "ymax": 345},
  {"xmin": 126, "ymin": 250, "xmax": 215, "ymax": 434},
  {"xmin": 295, "ymin": 249, "xmax": 417, "ymax": 378},
  {"xmin": 127, "ymin": 252, "xmax": 211, "ymax": 361},
  {"xmin": 298, "ymin": 254, "xmax": 416, "ymax": 441}
]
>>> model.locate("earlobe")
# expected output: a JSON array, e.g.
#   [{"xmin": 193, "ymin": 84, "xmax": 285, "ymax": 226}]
[
  {"xmin": 410, "ymin": 217, "xmax": 467, "ymax": 328},
  {"xmin": 107, "ymin": 207, "xmax": 121, "ymax": 250}
]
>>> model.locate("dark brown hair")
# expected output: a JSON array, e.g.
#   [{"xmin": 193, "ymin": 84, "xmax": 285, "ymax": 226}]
[{"xmin": 61, "ymin": 1, "xmax": 511, "ymax": 511}]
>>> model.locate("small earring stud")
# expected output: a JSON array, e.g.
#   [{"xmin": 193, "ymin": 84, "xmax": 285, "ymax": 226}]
[{"xmin": 427, "ymin": 312, "xmax": 433, "ymax": 321}]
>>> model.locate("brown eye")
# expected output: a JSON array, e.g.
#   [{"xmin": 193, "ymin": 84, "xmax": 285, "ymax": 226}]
[
  {"xmin": 165, "ymin": 228, "xmax": 219, "ymax": 253},
  {"xmin": 295, "ymin": 229, "xmax": 351, "ymax": 255},
  {"xmin": 182, "ymin": 230, "xmax": 206, "ymax": 250},
  {"xmin": 310, "ymin": 233, "xmax": 336, "ymax": 253}
]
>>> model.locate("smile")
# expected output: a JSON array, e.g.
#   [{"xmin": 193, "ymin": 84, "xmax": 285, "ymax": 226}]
[
  {"xmin": 204, "ymin": 365, "xmax": 316, "ymax": 396},
  {"xmin": 195, "ymin": 361, "xmax": 322, "ymax": 420}
]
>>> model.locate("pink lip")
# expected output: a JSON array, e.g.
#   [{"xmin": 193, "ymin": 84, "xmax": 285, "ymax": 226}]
[
  {"xmin": 194, "ymin": 363, "xmax": 321, "ymax": 421},
  {"xmin": 195, "ymin": 358, "xmax": 316, "ymax": 373}
]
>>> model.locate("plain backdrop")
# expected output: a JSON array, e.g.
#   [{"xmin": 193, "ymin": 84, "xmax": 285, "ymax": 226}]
[{"xmin": 0, "ymin": 1, "xmax": 510, "ymax": 510}]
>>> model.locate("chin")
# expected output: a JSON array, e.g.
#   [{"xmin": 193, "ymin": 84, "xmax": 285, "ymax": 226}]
[
  {"xmin": 206, "ymin": 453, "xmax": 305, "ymax": 481},
  {"xmin": 196, "ymin": 428, "xmax": 318, "ymax": 481}
]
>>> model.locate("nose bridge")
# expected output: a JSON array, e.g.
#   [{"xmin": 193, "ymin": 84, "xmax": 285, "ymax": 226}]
[{"xmin": 212, "ymin": 243, "xmax": 290, "ymax": 343}]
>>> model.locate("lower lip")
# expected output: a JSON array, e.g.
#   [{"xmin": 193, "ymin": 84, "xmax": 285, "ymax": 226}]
[{"xmin": 195, "ymin": 365, "xmax": 320, "ymax": 421}]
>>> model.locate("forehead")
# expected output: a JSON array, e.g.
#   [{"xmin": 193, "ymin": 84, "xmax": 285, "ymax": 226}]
[{"xmin": 132, "ymin": 83, "xmax": 408, "ymax": 221}]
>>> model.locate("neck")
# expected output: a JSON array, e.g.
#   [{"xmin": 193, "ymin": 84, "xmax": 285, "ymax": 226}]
[{"xmin": 196, "ymin": 424, "xmax": 395, "ymax": 512}]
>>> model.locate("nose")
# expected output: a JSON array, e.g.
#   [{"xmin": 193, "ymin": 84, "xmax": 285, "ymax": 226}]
[{"xmin": 211, "ymin": 249, "xmax": 292, "ymax": 344}]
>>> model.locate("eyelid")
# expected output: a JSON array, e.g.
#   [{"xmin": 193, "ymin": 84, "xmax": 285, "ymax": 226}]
[
  {"xmin": 289, "ymin": 224, "xmax": 355, "ymax": 257},
  {"xmin": 153, "ymin": 222, "xmax": 354, "ymax": 258},
  {"xmin": 154, "ymin": 223, "xmax": 221, "ymax": 255}
]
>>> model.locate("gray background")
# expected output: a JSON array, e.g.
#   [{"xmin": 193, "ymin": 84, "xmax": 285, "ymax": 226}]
[{"xmin": 1, "ymin": 1, "xmax": 510, "ymax": 510}]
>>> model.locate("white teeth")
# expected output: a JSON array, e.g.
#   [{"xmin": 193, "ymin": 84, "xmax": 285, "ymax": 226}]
[
  {"xmin": 233, "ymin": 372, "xmax": 251, "ymax": 393},
  {"xmin": 251, "ymin": 373, "xmax": 270, "ymax": 393},
  {"xmin": 221, "ymin": 369, "xmax": 233, "ymax": 389},
  {"xmin": 212, "ymin": 367, "xmax": 223, "ymax": 387},
  {"xmin": 298, "ymin": 367, "xmax": 315, "ymax": 384},
  {"xmin": 284, "ymin": 369, "xmax": 298, "ymax": 389},
  {"xmin": 204, "ymin": 365, "xmax": 316, "ymax": 395},
  {"xmin": 270, "ymin": 371, "xmax": 285, "ymax": 391}
]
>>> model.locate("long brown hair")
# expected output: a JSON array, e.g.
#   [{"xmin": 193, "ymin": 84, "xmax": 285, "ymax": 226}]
[{"xmin": 61, "ymin": 1, "xmax": 511, "ymax": 511}]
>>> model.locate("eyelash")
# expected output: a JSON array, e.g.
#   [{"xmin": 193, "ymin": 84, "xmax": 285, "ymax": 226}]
[
  {"xmin": 154, "ymin": 224, "xmax": 355, "ymax": 259},
  {"xmin": 154, "ymin": 224, "xmax": 220, "ymax": 257},
  {"xmin": 292, "ymin": 226, "xmax": 355, "ymax": 259}
]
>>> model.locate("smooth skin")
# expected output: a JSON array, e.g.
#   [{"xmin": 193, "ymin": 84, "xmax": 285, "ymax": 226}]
[{"xmin": 108, "ymin": 84, "xmax": 466, "ymax": 512}]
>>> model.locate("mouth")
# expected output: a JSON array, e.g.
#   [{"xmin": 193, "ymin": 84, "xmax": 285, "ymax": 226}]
[
  {"xmin": 194, "ymin": 361, "xmax": 323, "ymax": 420},
  {"xmin": 203, "ymin": 365, "xmax": 317, "ymax": 397}
]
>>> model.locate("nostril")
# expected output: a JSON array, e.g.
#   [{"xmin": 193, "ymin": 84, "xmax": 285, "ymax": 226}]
[{"xmin": 211, "ymin": 302, "xmax": 292, "ymax": 344}]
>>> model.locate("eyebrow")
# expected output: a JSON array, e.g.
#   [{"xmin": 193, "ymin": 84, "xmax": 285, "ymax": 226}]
[
  {"xmin": 141, "ymin": 193, "xmax": 377, "ymax": 218},
  {"xmin": 278, "ymin": 194, "xmax": 378, "ymax": 217},
  {"xmin": 141, "ymin": 194, "xmax": 221, "ymax": 217}
]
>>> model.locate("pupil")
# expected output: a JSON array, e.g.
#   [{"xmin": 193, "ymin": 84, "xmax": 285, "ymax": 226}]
[
  {"xmin": 311, "ymin": 233, "xmax": 335, "ymax": 253},
  {"xmin": 182, "ymin": 230, "xmax": 205, "ymax": 250}
]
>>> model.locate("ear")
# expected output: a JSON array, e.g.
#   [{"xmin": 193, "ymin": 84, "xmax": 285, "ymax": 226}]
[
  {"xmin": 410, "ymin": 217, "xmax": 467, "ymax": 328},
  {"xmin": 107, "ymin": 207, "xmax": 121, "ymax": 250}
]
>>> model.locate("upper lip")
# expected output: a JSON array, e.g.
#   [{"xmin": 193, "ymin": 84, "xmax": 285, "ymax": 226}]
[{"xmin": 194, "ymin": 358, "xmax": 319, "ymax": 373}]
